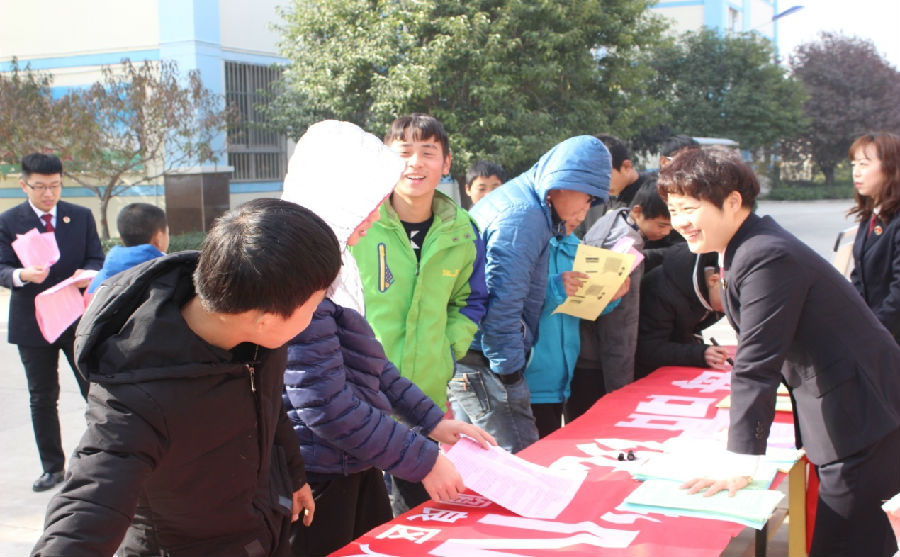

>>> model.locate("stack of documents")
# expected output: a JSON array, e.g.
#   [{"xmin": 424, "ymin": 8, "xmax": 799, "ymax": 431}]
[
  {"xmin": 621, "ymin": 479, "xmax": 785, "ymax": 529},
  {"xmin": 633, "ymin": 451, "xmax": 779, "ymax": 490}
]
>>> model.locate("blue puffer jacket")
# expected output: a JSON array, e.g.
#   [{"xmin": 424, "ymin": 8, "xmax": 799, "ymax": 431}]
[
  {"xmin": 87, "ymin": 244, "xmax": 164, "ymax": 294},
  {"xmin": 470, "ymin": 136, "xmax": 612, "ymax": 375},
  {"xmin": 282, "ymin": 299, "xmax": 445, "ymax": 481}
]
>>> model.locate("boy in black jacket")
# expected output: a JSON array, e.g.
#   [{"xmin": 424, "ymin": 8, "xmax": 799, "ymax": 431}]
[
  {"xmin": 635, "ymin": 243, "xmax": 728, "ymax": 378},
  {"xmin": 31, "ymin": 199, "xmax": 341, "ymax": 557}
]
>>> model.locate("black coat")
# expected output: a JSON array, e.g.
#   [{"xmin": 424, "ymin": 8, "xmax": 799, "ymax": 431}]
[
  {"xmin": 0, "ymin": 200, "xmax": 104, "ymax": 346},
  {"xmin": 722, "ymin": 213, "xmax": 900, "ymax": 465},
  {"xmin": 32, "ymin": 252, "xmax": 307, "ymax": 557},
  {"xmin": 635, "ymin": 243, "xmax": 722, "ymax": 378},
  {"xmin": 851, "ymin": 212, "xmax": 900, "ymax": 343}
]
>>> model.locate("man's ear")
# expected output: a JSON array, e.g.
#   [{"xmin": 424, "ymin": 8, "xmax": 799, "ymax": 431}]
[
  {"xmin": 442, "ymin": 151, "xmax": 452, "ymax": 175},
  {"xmin": 621, "ymin": 159, "xmax": 634, "ymax": 172},
  {"xmin": 726, "ymin": 191, "xmax": 743, "ymax": 212},
  {"xmin": 150, "ymin": 229, "xmax": 165, "ymax": 251},
  {"xmin": 630, "ymin": 205, "xmax": 643, "ymax": 219}
]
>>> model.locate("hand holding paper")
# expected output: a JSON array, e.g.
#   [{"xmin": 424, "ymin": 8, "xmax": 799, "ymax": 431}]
[
  {"xmin": 553, "ymin": 243, "xmax": 635, "ymax": 320},
  {"xmin": 422, "ymin": 453, "xmax": 467, "ymax": 503},
  {"xmin": 20, "ymin": 265, "xmax": 51, "ymax": 284},
  {"xmin": 445, "ymin": 436, "xmax": 586, "ymax": 519},
  {"xmin": 429, "ymin": 420, "xmax": 497, "ymax": 450}
]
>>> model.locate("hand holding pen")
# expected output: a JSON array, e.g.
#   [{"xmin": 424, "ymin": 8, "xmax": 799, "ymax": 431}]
[{"xmin": 706, "ymin": 337, "xmax": 735, "ymax": 369}]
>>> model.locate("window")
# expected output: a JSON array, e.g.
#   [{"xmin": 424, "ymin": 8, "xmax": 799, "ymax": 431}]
[
  {"xmin": 224, "ymin": 62, "xmax": 287, "ymax": 181},
  {"xmin": 728, "ymin": 7, "xmax": 740, "ymax": 32}
]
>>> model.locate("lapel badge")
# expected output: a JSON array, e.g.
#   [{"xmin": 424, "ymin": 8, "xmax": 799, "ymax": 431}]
[
  {"xmin": 62, "ymin": 216, "xmax": 71, "ymax": 224},
  {"xmin": 874, "ymin": 225, "xmax": 883, "ymax": 236}
]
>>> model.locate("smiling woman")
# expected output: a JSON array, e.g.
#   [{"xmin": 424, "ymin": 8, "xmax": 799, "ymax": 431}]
[{"xmin": 658, "ymin": 146, "xmax": 900, "ymax": 557}]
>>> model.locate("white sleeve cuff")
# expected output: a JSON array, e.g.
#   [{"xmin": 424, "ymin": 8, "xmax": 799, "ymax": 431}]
[
  {"xmin": 723, "ymin": 451, "xmax": 760, "ymax": 478},
  {"xmin": 12, "ymin": 269, "xmax": 25, "ymax": 287}
]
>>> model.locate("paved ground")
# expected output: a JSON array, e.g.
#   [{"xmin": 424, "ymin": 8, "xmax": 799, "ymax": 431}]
[{"xmin": 0, "ymin": 200, "xmax": 855, "ymax": 555}]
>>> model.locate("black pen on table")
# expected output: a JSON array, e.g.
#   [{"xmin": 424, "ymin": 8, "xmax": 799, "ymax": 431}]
[{"xmin": 709, "ymin": 337, "xmax": 735, "ymax": 367}]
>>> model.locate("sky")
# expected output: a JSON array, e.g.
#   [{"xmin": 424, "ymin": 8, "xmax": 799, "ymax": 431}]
[{"xmin": 776, "ymin": 0, "xmax": 900, "ymax": 68}]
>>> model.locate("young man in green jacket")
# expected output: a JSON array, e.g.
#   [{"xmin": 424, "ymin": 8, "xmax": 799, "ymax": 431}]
[{"xmin": 351, "ymin": 114, "xmax": 488, "ymax": 515}]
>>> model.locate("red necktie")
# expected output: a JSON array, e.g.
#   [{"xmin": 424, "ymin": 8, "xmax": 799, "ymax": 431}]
[
  {"xmin": 41, "ymin": 214, "xmax": 54, "ymax": 233},
  {"xmin": 866, "ymin": 214, "xmax": 876, "ymax": 237}
]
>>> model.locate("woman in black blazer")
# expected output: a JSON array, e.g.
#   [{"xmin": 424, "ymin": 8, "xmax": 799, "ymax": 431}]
[
  {"xmin": 849, "ymin": 132, "xmax": 900, "ymax": 345},
  {"xmin": 659, "ymin": 147, "xmax": 900, "ymax": 557}
]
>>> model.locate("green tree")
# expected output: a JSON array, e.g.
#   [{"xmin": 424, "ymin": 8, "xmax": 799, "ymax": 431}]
[
  {"xmin": 268, "ymin": 0, "xmax": 668, "ymax": 180},
  {"xmin": 0, "ymin": 59, "xmax": 93, "ymax": 166},
  {"xmin": 788, "ymin": 33, "xmax": 900, "ymax": 185},
  {"xmin": 641, "ymin": 28, "xmax": 806, "ymax": 154},
  {"xmin": 0, "ymin": 59, "xmax": 231, "ymax": 239}
]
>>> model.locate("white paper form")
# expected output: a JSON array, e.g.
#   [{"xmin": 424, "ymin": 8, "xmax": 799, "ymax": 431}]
[{"xmin": 444, "ymin": 437, "xmax": 587, "ymax": 520}]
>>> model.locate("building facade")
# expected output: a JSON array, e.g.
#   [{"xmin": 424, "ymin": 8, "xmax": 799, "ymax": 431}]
[
  {"xmin": 0, "ymin": 0, "xmax": 289, "ymax": 236},
  {"xmin": 651, "ymin": 0, "xmax": 783, "ymax": 48}
]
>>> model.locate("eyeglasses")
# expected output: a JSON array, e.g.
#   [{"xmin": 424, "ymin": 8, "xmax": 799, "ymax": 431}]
[{"xmin": 24, "ymin": 182, "xmax": 62, "ymax": 193}]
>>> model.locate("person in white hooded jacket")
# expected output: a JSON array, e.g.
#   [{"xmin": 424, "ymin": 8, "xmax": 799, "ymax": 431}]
[{"xmin": 279, "ymin": 121, "xmax": 495, "ymax": 557}]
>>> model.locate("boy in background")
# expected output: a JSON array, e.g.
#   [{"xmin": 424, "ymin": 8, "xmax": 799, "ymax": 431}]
[
  {"xmin": 635, "ymin": 243, "xmax": 727, "ymax": 378},
  {"xmin": 465, "ymin": 160, "xmax": 506, "ymax": 206},
  {"xmin": 32, "ymin": 199, "xmax": 340, "ymax": 557},
  {"xmin": 86, "ymin": 202, "xmax": 169, "ymax": 300},
  {"xmin": 350, "ymin": 113, "xmax": 488, "ymax": 515},
  {"xmin": 575, "ymin": 134, "xmax": 640, "ymax": 236},
  {"xmin": 566, "ymin": 182, "xmax": 672, "ymax": 421}
]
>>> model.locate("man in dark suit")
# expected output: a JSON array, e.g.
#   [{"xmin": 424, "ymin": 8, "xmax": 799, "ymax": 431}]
[
  {"xmin": 659, "ymin": 147, "xmax": 900, "ymax": 556},
  {"xmin": 0, "ymin": 153, "xmax": 104, "ymax": 491}
]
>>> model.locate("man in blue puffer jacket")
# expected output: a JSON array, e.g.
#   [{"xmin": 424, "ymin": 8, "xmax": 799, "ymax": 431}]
[
  {"xmin": 280, "ymin": 121, "xmax": 495, "ymax": 557},
  {"xmin": 448, "ymin": 135, "xmax": 612, "ymax": 453}
]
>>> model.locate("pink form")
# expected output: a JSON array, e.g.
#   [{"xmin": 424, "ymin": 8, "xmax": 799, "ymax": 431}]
[
  {"xmin": 12, "ymin": 228, "xmax": 60, "ymax": 269},
  {"xmin": 35, "ymin": 271, "xmax": 98, "ymax": 343},
  {"xmin": 445, "ymin": 437, "xmax": 587, "ymax": 520}
]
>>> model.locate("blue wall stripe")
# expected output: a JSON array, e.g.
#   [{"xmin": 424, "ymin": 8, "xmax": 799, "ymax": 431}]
[
  {"xmin": 1, "ymin": 50, "xmax": 161, "ymax": 72},
  {"xmin": 0, "ymin": 181, "xmax": 283, "ymax": 198},
  {"xmin": 654, "ymin": 1, "xmax": 704, "ymax": 7},
  {"xmin": 229, "ymin": 181, "xmax": 283, "ymax": 194}
]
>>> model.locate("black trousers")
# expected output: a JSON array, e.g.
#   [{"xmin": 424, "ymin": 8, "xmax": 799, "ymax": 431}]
[
  {"xmin": 18, "ymin": 326, "xmax": 87, "ymax": 474},
  {"xmin": 563, "ymin": 363, "xmax": 606, "ymax": 423},
  {"xmin": 290, "ymin": 467, "xmax": 393, "ymax": 557},
  {"xmin": 531, "ymin": 402, "xmax": 564, "ymax": 439},
  {"xmin": 809, "ymin": 428, "xmax": 900, "ymax": 557}
]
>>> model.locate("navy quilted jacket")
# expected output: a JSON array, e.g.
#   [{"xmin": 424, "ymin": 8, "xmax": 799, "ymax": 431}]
[{"xmin": 282, "ymin": 298, "xmax": 445, "ymax": 481}]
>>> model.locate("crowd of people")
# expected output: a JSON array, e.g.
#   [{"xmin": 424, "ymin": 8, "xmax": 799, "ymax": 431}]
[{"xmin": 1, "ymin": 119, "xmax": 897, "ymax": 557}]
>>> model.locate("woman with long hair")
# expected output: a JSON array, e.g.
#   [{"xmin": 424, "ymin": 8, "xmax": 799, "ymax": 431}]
[{"xmin": 849, "ymin": 132, "xmax": 900, "ymax": 344}]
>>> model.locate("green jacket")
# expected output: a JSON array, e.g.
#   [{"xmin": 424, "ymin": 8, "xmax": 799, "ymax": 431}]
[{"xmin": 351, "ymin": 191, "xmax": 488, "ymax": 408}]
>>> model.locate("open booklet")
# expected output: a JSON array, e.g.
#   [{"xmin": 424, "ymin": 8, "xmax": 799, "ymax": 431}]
[
  {"xmin": 444, "ymin": 437, "xmax": 587, "ymax": 520},
  {"xmin": 553, "ymin": 241, "xmax": 637, "ymax": 320}
]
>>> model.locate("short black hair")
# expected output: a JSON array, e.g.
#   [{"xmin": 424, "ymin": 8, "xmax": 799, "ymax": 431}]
[
  {"xmin": 632, "ymin": 180, "xmax": 670, "ymax": 219},
  {"xmin": 21, "ymin": 153, "xmax": 63, "ymax": 177},
  {"xmin": 117, "ymin": 203, "xmax": 168, "ymax": 247},
  {"xmin": 384, "ymin": 113, "xmax": 450, "ymax": 157},
  {"xmin": 466, "ymin": 160, "xmax": 506, "ymax": 187},
  {"xmin": 595, "ymin": 134, "xmax": 631, "ymax": 171},
  {"xmin": 660, "ymin": 135, "xmax": 699, "ymax": 158},
  {"xmin": 194, "ymin": 198, "xmax": 341, "ymax": 318},
  {"xmin": 657, "ymin": 147, "xmax": 759, "ymax": 209}
]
